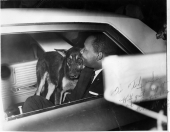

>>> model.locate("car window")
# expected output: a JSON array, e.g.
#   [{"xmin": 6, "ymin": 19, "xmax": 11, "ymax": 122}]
[
  {"xmin": 1, "ymin": 26, "xmax": 137, "ymax": 120},
  {"xmin": 1, "ymin": 34, "xmax": 37, "ymax": 64}
]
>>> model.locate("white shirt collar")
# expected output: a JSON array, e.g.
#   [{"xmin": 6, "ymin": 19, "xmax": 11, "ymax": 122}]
[{"xmin": 91, "ymin": 69, "xmax": 102, "ymax": 83}]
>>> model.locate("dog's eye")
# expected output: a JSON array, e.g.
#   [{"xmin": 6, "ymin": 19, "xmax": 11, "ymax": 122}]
[
  {"xmin": 77, "ymin": 58, "xmax": 83, "ymax": 65},
  {"xmin": 67, "ymin": 58, "xmax": 72, "ymax": 64}
]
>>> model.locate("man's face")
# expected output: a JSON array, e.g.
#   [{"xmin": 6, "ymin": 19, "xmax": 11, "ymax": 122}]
[{"xmin": 80, "ymin": 36, "xmax": 98, "ymax": 68}]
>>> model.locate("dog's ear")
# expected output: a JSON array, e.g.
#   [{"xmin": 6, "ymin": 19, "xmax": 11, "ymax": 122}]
[{"xmin": 54, "ymin": 49, "xmax": 67, "ymax": 57}]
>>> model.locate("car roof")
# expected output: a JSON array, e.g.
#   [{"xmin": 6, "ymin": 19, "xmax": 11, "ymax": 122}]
[{"xmin": 1, "ymin": 9, "xmax": 166, "ymax": 54}]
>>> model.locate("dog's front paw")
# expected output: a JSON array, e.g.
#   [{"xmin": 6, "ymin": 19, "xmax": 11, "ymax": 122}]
[
  {"xmin": 46, "ymin": 83, "xmax": 55, "ymax": 100},
  {"xmin": 35, "ymin": 72, "xmax": 48, "ymax": 96}
]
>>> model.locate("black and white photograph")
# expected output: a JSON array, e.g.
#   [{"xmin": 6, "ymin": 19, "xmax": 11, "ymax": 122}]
[{"xmin": 0, "ymin": 0, "xmax": 168, "ymax": 131}]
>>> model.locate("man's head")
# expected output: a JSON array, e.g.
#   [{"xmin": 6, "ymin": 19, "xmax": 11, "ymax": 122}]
[{"xmin": 80, "ymin": 33, "xmax": 118, "ymax": 70}]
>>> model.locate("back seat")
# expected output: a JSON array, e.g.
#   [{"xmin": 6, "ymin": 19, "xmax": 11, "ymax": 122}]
[
  {"xmin": 1, "ymin": 60, "xmax": 37, "ymax": 111},
  {"xmin": 1, "ymin": 32, "xmax": 72, "ymax": 116}
]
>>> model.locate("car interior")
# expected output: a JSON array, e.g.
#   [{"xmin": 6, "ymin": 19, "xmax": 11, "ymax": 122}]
[
  {"xmin": 1, "ymin": 31, "xmax": 127, "ymax": 117},
  {"xmin": 1, "ymin": 22, "xmax": 167, "ymax": 130}
]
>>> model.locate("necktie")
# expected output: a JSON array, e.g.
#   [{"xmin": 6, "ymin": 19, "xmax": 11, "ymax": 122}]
[
  {"xmin": 85, "ymin": 70, "xmax": 95, "ymax": 92},
  {"xmin": 90, "ymin": 71, "xmax": 95, "ymax": 84}
]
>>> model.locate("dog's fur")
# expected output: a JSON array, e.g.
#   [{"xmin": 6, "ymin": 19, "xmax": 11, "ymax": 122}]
[{"xmin": 35, "ymin": 47, "xmax": 84, "ymax": 105}]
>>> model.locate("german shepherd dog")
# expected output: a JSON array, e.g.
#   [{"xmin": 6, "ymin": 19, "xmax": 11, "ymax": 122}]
[{"xmin": 35, "ymin": 47, "xmax": 84, "ymax": 105}]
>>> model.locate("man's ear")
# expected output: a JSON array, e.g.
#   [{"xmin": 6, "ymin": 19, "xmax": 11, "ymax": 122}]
[{"xmin": 97, "ymin": 52, "xmax": 103, "ymax": 61}]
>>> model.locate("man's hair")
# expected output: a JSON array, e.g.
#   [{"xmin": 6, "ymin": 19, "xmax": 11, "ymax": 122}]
[{"xmin": 90, "ymin": 32, "xmax": 118, "ymax": 56}]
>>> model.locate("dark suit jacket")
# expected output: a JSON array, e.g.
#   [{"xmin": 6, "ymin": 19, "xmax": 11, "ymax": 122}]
[
  {"xmin": 64, "ymin": 67, "xmax": 104, "ymax": 103},
  {"xmin": 83, "ymin": 71, "xmax": 103, "ymax": 98}
]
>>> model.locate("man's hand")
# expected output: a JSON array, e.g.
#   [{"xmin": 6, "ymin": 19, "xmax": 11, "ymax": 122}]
[{"xmin": 62, "ymin": 92, "xmax": 71, "ymax": 102}]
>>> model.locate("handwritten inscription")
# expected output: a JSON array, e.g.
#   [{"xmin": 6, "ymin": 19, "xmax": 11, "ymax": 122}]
[
  {"xmin": 110, "ymin": 72, "xmax": 168, "ymax": 111},
  {"xmin": 110, "ymin": 87, "xmax": 123, "ymax": 96}
]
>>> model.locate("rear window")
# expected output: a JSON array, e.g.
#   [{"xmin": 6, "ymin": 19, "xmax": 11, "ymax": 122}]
[{"xmin": 1, "ymin": 34, "xmax": 39, "ymax": 64}]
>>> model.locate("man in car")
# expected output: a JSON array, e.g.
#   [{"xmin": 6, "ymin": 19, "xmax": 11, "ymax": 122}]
[
  {"xmin": 63, "ymin": 33, "xmax": 119, "ymax": 102},
  {"xmin": 23, "ymin": 32, "xmax": 118, "ymax": 113}
]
